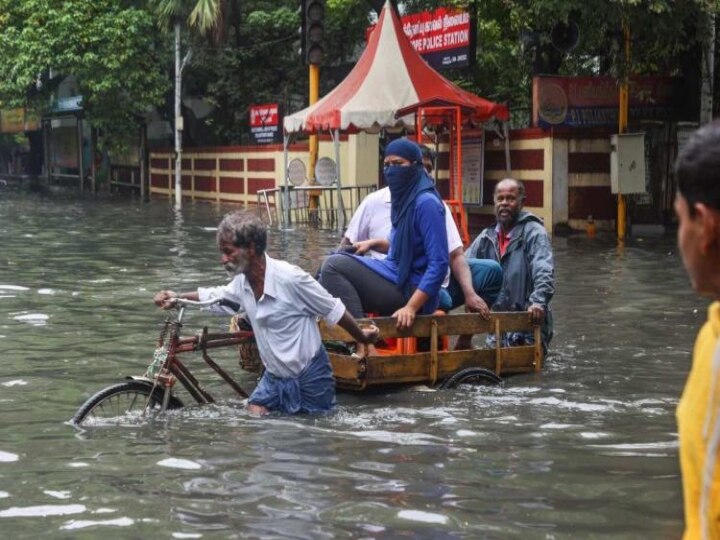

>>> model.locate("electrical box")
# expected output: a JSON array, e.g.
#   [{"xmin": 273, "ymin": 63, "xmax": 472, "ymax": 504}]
[{"xmin": 610, "ymin": 133, "xmax": 646, "ymax": 194}]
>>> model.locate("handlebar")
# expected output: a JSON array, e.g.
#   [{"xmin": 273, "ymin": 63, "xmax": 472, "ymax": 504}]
[{"xmin": 173, "ymin": 297, "xmax": 242, "ymax": 312}]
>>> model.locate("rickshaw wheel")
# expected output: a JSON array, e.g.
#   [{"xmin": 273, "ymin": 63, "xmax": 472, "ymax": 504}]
[
  {"xmin": 437, "ymin": 368, "xmax": 503, "ymax": 389},
  {"xmin": 71, "ymin": 380, "xmax": 184, "ymax": 426}
]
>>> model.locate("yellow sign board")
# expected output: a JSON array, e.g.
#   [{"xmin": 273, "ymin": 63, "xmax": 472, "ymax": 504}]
[{"xmin": 0, "ymin": 108, "xmax": 40, "ymax": 133}]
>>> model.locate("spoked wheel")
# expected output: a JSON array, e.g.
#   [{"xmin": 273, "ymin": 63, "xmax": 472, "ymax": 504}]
[
  {"xmin": 437, "ymin": 368, "xmax": 504, "ymax": 390},
  {"xmin": 71, "ymin": 380, "xmax": 184, "ymax": 426}
]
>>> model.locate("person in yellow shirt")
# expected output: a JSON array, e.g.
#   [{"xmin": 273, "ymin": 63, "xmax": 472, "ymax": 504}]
[{"xmin": 675, "ymin": 119, "xmax": 720, "ymax": 539}]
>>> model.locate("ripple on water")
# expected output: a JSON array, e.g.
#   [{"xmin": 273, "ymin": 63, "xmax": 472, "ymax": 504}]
[
  {"xmin": 0, "ymin": 451, "xmax": 18, "ymax": 462},
  {"xmin": 37, "ymin": 288, "xmax": 57, "ymax": 295},
  {"xmin": 12, "ymin": 313, "xmax": 49, "ymax": 326},
  {"xmin": 157, "ymin": 458, "xmax": 202, "ymax": 470},
  {"xmin": 1, "ymin": 380, "xmax": 27, "ymax": 387},
  {"xmin": 397, "ymin": 509, "xmax": 449, "ymax": 525},
  {"xmin": 60, "ymin": 517, "xmax": 135, "ymax": 530},
  {"xmin": 0, "ymin": 504, "xmax": 86, "ymax": 518}
]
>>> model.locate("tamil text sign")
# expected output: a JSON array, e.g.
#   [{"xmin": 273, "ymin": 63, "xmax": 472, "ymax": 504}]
[
  {"xmin": 368, "ymin": 8, "xmax": 473, "ymax": 70},
  {"xmin": 250, "ymin": 103, "xmax": 281, "ymax": 145},
  {"xmin": 532, "ymin": 76, "xmax": 680, "ymax": 128}
]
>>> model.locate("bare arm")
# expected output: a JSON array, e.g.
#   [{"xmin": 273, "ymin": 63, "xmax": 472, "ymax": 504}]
[
  {"xmin": 392, "ymin": 288, "xmax": 429, "ymax": 329},
  {"xmin": 354, "ymin": 237, "xmax": 390, "ymax": 256},
  {"xmin": 153, "ymin": 290, "xmax": 200, "ymax": 309},
  {"xmin": 448, "ymin": 247, "xmax": 489, "ymax": 318},
  {"xmin": 336, "ymin": 310, "xmax": 379, "ymax": 344}
]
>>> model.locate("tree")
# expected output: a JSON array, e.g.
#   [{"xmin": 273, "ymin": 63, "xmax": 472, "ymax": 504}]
[
  {"xmin": 176, "ymin": 0, "xmax": 372, "ymax": 145},
  {"xmin": 152, "ymin": 0, "xmax": 225, "ymax": 208},
  {"xmin": 0, "ymin": 0, "xmax": 168, "ymax": 148}
]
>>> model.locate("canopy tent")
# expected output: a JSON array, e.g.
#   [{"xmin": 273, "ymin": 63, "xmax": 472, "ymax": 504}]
[
  {"xmin": 284, "ymin": 1, "xmax": 509, "ymax": 134},
  {"xmin": 280, "ymin": 1, "xmax": 510, "ymax": 232}
]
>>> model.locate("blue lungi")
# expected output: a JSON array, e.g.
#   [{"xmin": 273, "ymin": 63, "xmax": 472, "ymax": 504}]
[{"xmin": 248, "ymin": 346, "xmax": 336, "ymax": 414}]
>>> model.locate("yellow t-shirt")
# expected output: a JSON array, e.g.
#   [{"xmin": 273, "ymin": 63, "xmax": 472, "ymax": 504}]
[{"xmin": 678, "ymin": 301, "xmax": 720, "ymax": 539}]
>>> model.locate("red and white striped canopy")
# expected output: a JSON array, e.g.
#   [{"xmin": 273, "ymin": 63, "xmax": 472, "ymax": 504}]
[{"xmin": 283, "ymin": 1, "xmax": 509, "ymax": 134}]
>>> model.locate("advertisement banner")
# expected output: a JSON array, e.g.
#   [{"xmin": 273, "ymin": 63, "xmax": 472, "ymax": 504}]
[
  {"xmin": 532, "ymin": 76, "xmax": 681, "ymax": 128},
  {"xmin": 249, "ymin": 103, "xmax": 282, "ymax": 145},
  {"xmin": 368, "ymin": 7, "xmax": 473, "ymax": 70}
]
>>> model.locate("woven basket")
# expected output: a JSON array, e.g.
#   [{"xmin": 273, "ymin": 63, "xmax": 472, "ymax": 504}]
[
  {"xmin": 230, "ymin": 315, "xmax": 264, "ymax": 374},
  {"xmin": 238, "ymin": 338, "xmax": 264, "ymax": 373}
]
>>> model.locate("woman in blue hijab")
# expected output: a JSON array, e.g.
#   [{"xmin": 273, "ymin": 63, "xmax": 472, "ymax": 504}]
[{"xmin": 320, "ymin": 138, "xmax": 449, "ymax": 337}]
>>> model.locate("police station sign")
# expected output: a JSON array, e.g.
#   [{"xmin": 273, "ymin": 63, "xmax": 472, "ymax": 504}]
[
  {"xmin": 367, "ymin": 7, "xmax": 474, "ymax": 70},
  {"xmin": 249, "ymin": 103, "xmax": 281, "ymax": 145},
  {"xmin": 403, "ymin": 7, "xmax": 472, "ymax": 69}
]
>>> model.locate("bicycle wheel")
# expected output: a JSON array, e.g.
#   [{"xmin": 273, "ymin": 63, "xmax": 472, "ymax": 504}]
[
  {"xmin": 71, "ymin": 380, "xmax": 184, "ymax": 426},
  {"xmin": 437, "ymin": 368, "xmax": 503, "ymax": 389}
]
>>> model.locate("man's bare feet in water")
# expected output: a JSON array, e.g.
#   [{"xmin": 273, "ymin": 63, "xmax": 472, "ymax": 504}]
[{"xmin": 247, "ymin": 403, "xmax": 269, "ymax": 416}]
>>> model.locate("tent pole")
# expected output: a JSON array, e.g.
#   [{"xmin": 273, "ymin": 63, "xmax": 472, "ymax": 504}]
[
  {"xmin": 283, "ymin": 133, "xmax": 290, "ymax": 229},
  {"xmin": 333, "ymin": 129, "xmax": 345, "ymax": 231},
  {"xmin": 503, "ymin": 122, "xmax": 511, "ymax": 174}
]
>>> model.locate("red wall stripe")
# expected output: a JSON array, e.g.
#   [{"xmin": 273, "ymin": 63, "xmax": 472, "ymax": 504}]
[
  {"xmin": 194, "ymin": 159, "xmax": 216, "ymax": 171},
  {"xmin": 194, "ymin": 177, "xmax": 214, "ymax": 192},
  {"xmin": 569, "ymin": 186, "xmax": 615, "ymax": 220},
  {"xmin": 568, "ymin": 152, "xmax": 610, "ymax": 174},
  {"xmin": 247, "ymin": 158, "xmax": 275, "ymax": 172},
  {"xmin": 220, "ymin": 177, "xmax": 245, "ymax": 194},
  {"xmin": 150, "ymin": 158, "xmax": 167, "ymax": 169},
  {"xmin": 467, "ymin": 212, "xmax": 496, "ymax": 236},
  {"xmin": 247, "ymin": 178, "xmax": 275, "ymax": 194},
  {"xmin": 485, "ymin": 149, "xmax": 544, "ymax": 170},
  {"xmin": 219, "ymin": 159, "xmax": 244, "ymax": 172},
  {"xmin": 151, "ymin": 173, "xmax": 166, "ymax": 187}
]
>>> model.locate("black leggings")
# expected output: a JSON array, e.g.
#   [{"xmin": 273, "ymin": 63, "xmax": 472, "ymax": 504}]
[{"xmin": 319, "ymin": 254, "xmax": 406, "ymax": 318}]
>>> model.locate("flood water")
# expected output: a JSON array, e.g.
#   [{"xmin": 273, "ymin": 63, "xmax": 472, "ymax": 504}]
[{"xmin": 0, "ymin": 187, "xmax": 707, "ymax": 538}]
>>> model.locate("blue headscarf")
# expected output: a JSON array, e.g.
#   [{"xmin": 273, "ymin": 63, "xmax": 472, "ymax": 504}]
[{"xmin": 384, "ymin": 138, "xmax": 441, "ymax": 292}]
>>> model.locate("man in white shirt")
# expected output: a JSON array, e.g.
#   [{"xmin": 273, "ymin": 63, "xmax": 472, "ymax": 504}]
[
  {"xmin": 154, "ymin": 211, "xmax": 378, "ymax": 415},
  {"xmin": 339, "ymin": 144, "xmax": 502, "ymax": 349}
]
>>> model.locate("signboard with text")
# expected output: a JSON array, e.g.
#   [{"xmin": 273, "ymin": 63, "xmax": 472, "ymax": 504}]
[
  {"xmin": 368, "ymin": 7, "xmax": 473, "ymax": 70},
  {"xmin": 249, "ymin": 103, "xmax": 282, "ymax": 145},
  {"xmin": 0, "ymin": 108, "xmax": 40, "ymax": 134},
  {"xmin": 532, "ymin": 76, "xmax": 681, "ymax": 128},
  {"xmin": 462, "ymin": 134, "xmax": 484, "ymax": 206}
]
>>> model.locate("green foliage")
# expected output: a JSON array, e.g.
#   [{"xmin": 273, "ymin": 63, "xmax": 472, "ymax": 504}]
[
  {"xmin": 180, "ymin": 0, "xmax": 372, "ymax": 144},
  {"xmin": 0, "ymin": 0, "xmax": 168, "ymax": 148}
]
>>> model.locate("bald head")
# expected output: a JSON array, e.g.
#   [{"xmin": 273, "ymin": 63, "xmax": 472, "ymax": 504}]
[
  {"xmin": 494, "ymin": 178, "xmax": 525, "ymax": 202},
  {"xmin": 493, "ymin": 178, "xmax": 525, "ymax": 231}
]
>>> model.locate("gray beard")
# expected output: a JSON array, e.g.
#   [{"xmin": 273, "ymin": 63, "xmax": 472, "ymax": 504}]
[{"xmin": 224, "ymin": 262, "xmax": 246, "ymax": 278}]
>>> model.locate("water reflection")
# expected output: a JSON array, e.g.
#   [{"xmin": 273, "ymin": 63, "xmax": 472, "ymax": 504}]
[{"xmin": 0, "ymin": 189, "xmax": 706, "ymax": 538}]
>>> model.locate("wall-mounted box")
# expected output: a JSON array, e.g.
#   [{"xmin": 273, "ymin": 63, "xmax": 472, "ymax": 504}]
[{"xmin": 610, "ymin": 133, "xmax": 646, "ymax": 194}]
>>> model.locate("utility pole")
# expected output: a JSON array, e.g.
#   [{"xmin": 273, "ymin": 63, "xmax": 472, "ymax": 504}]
[
  {"xmin": 174, "ymin": 22, "xmax": 183, "ymax": 209},
  {"xmin": 700, "ymin": 13, "xmax": 715, "ymax": 125},
  {"xmin": 302, "ymin": 0, "xmax": 325, "ymax": 224},
  {"xmin": 617, "ymin": 22, "xmax": 630, "ymax": 240},
  {"xmin": 308, "ymin": 63, "xmax": 320, "ymax": 223}
]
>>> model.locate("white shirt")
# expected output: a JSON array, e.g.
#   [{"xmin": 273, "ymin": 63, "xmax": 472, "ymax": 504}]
[
  {"xmin": 344, "ymin": 186, "xmax": 463, "ymax": 287},
  {"xmin": 343, "ymin": 188, "xmax": 393, "ymax": 260},
  {"xmin": 198, "ymin": 254, "xmax": 346, "ymax": 378}
]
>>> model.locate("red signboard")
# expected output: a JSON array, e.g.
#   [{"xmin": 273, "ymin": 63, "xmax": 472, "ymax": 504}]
[
  {"xmin": 368, "ymin": 7, "xmax": 473, "ymax": 70},
  {"xmin": 532, "ymin": 76, "xmax": 681, "ymax": 128},
  {"xmin": 249, "ymin": 103, "xmax": 281, "ymax": 144}
]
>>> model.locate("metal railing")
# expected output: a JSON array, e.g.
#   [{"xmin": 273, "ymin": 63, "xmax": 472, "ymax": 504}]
[{"xmin": 257, "ymin": 184, "xmax": 376, "ymax": 229}]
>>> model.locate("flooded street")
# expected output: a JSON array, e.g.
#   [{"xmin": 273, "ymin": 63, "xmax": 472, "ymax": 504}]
[{"xmin": 0, "ymin": 188, "xmax": 707, "ymax": 538}]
